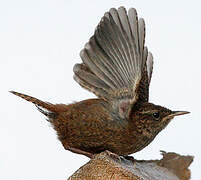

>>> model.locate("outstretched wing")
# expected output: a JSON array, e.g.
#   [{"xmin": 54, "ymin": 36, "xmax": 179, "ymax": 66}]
[
  {"xmin": 137, "ymin": 52, "xmax": 153, "ymax": 102},
  {"xmin": 73, "ymin": 7, "xmax": 153, "ymax": 119}
]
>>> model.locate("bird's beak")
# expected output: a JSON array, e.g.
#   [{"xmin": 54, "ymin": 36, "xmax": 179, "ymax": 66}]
[{"xmin": 168, "ymin": 111, "xmax": 190, "ymax": 118}]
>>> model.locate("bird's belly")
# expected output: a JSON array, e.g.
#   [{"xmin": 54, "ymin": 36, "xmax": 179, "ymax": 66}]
[
  {"xmin": 58, "ymin": 115, "xmax": 157, "ymax": 156},
  {"xmin": 105, "ymin": 134, "xmax": 155, "ymax": 155},
  {"xmin": 67, "ymin": 120, "xmax": 135, "ymax": 155},
  {"xmin": 69, "ymin": 126, "xmax": 153, "ymax": 156}
]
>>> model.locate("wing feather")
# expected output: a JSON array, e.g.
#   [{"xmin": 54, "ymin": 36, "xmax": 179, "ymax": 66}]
[{"xmin": 73, "ymin": 7, "xmax": 154, "ymax": 119}]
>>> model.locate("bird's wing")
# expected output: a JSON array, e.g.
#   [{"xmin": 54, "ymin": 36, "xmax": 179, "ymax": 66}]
[
  {"xmin": 137, "ymin": 52, "xmax": 153, "ymax": 102},
  {"xmin": 73, "ymin": 7, "xmax": 153, "ymax": 119}
]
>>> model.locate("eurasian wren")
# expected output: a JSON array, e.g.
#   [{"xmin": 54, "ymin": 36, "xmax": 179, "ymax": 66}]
[{"xmin": 11, "ymin": 7, "xmax": 189, "ymax": 158}]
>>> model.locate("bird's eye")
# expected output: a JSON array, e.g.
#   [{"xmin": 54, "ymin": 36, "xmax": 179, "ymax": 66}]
[{"xmin": 153, "ymin": 112, "xmax": 160, "ymax": 119}]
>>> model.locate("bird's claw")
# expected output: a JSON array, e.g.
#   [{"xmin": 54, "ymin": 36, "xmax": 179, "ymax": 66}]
[{"xmin": 105, "ymin": 150, "xmax": 122, "ymax": 162}]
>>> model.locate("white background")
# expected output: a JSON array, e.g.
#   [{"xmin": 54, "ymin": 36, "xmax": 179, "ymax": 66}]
[{"xmin": 1, "ymin": 0, "xmax": 200, "ymax": 179}]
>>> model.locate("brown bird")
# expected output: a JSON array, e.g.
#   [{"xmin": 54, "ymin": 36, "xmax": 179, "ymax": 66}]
[{"xmin": 10, "ymin": 7, "xmax": 189, "ymax": 158}]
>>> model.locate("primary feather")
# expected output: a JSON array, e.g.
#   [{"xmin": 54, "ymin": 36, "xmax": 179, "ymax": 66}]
[{"xmin": 73, "ymin": 7, "xmax": 153, "ymax": 119}]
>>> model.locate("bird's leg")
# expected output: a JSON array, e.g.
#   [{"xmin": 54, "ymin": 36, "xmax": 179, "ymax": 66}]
[
  {"xmin": 123, "ymin": 155, "xmax": 135, "ymax": 162},
  {"xmin": 105, "ymin": 150, "xmax": 119, "ymax": 158},
  {"xmin": 105, "ymin": 150, "xmax": 123, "ymax": 162},
  {"xmin": 67, "ymin": 147, "xmax": 94, "ymax": 158}
]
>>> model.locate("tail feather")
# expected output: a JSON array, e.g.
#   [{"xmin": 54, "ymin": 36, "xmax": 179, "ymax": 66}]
[{"xmin": 10, "ymin": 91, "xmax": 58, "ymax": 116}]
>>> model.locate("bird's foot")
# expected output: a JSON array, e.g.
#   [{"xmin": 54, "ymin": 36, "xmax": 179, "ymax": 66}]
[
  {"xmin": 68, "ymin": 147, "xmax": 94, "ymax": 158},
  {"xmin": 105, "ymin": 150, "xmax": 123, "ymax": 162},
  {"xmin": 123, "ymin": 155, "xmax": 135, "ymax": 162}
]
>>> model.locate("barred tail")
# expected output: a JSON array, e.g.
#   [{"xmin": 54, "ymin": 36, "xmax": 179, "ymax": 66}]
[{"xmin": 10, "ymin": 91, "xmax": 57, "ymax": 117}]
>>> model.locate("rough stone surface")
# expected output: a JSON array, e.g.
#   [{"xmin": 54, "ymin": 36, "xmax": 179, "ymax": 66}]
[{"xmin": 68, "ymin": 151, "xmax": 193, "ymax": 180}]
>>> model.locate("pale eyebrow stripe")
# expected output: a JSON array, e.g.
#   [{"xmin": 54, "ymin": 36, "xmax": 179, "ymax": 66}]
[{"xmin": 140, "ymin": 110, "xmax": 158, "ymax": 114}]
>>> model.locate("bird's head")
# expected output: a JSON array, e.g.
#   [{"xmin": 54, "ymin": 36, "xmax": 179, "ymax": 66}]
[{"xmin": 131, "ymin": 102, "xmax": 189, "ymax": 137}]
